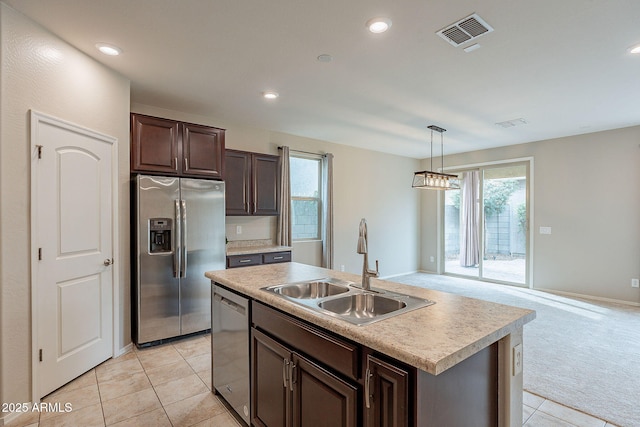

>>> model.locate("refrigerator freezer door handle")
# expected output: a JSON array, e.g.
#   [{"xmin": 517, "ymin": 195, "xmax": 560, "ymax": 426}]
[
  {"xmin": 181, "ymin": 199, "xmax": 187, "ymax": 278},
  {"xmin": 174, "ymin": 199, "xmax": 181, "ymax": 278}
]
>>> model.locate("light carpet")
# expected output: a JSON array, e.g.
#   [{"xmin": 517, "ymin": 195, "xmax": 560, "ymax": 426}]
[{"xmin": 392, "ymin": 273, "xmax": 640, "ymax": 427}]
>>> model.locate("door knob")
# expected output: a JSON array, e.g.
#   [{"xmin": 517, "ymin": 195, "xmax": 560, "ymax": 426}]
[{"xmin": 104, "ymin": 258, "xmax": 114, "ymax": 266}]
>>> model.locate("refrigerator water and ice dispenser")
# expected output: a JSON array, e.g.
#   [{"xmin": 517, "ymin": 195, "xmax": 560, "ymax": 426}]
[{"xmin": 149, "ymin": 218, "xmax": 172, "ymax": 254}]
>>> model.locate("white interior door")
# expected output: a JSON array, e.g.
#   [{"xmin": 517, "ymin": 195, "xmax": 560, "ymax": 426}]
[{"xmin": 31, "ymin": 111, "xmax": 116, "ymax": 398}]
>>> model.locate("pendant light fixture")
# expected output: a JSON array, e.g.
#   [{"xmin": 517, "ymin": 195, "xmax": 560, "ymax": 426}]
[{"xmin": 412, "ymin": 125, "xmax": 460, "ymax": 190}]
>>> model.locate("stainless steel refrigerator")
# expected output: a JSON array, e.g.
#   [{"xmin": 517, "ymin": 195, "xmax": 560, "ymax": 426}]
[{"xmin": 134, "ymin": 175, "xmax": 225, "ymax": 346}]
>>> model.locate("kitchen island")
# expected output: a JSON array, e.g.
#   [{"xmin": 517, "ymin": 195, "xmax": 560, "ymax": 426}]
[{"xmin": 207, "ymin": 262, "xmax": 535, "ymax": 427}]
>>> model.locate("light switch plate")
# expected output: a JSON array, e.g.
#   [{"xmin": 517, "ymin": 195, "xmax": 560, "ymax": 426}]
[
  {"xmin": 513, "ymin": 343, "xmax": 523, "ymax": 376},
  {"xmin": 539, "ymin": 226, "xmax": 552, "ymax": 235}
]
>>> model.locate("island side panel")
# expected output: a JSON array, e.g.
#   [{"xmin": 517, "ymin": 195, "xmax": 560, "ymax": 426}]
[
  {"xmin": 415, "ymin": 343, "xmax": 498, "ymax": 426},
  {"xmin": 498, "ymin": 329, "xmax": 524, "ymax": 427}
]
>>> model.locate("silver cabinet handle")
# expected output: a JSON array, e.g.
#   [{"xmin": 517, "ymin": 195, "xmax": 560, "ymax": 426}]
[
  {"xmin": 289, "ymin": 362, "xmax": 296, "ymax": 391},
  {"xmin": 365, "ymin": 367, "xmax": 373, "ymax": 409},
  {"xmin": 184, "ymin": 158, "xmax": 189, "ymax": 171},
  {"xmin": 174, "ymin": 199, "xmax": 181, "ymax": 278},
  {"xmin": 239, "ymin": 259, "xmax": 253, "ymax": 263},
  {"xmin": 174, "ymin": 157, "xmax": 178, "ymax": 171},
  {"xmin": 181, "ymin": 199, "xmax": 187, "ymax": 277},
  {"xmin": 273, "ymin": 256, "xmax": 284, "ymax": 260},
  {"xmin": 103, "ymin": 258, "xmax": 113, "ymax": 266},
  {"xmin": 282, "ymin": 359, "xmax": 290, "ymax": 388}
]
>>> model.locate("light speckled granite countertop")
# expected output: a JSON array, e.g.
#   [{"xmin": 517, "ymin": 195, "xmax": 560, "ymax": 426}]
[{"xmin": 206, "ymin": 262, "xmax": 535, "ymax": 375}]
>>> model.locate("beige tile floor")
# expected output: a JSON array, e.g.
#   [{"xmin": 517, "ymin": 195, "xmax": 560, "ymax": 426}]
[
  {"xmin": 523, "ymin": 391, "xmax": 620, "ymax": 427},
  {"xmin": 6, "ymin": 333, "xmax": 619, "ymax": 427},
  {"xmin": 6, "ymin": 334, "xmax": 240, "ymax": 427}
]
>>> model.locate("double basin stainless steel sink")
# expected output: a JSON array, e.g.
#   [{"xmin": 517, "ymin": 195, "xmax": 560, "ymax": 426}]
[{"xmin": 262, "ymin": 278, "xmax": 435, "ymax": 326}]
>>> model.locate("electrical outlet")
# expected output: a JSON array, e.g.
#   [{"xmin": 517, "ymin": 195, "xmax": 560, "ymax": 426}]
[
  {"xmin": 430, "ymin": 256, "xmax": 435, "ymax": 262},
  {"xmin": 340, "ymin": 265, "xmax": 345, "ymax": 272},
  {"xmin": 236, "ymin": 225, "xmax": 242, "ymax": 235},
  {"xmin": 513, "ymin": 343, "xmax": 523, "ymax": 376},
  {"xmin": 632, "ymin": 278, "xmax": 639, "ymax": 288}
]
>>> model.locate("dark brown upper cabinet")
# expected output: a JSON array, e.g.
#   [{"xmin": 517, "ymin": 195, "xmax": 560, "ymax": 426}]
[
  {"xmin": 225, "ymin": 149, "xmax": 280, "ymax": 216},
  {"xmin": 130, "ymin": 113, "xmax": 225, "ymax": 179}
]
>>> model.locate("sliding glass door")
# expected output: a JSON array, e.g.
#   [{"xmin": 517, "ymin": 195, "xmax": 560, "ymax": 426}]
[{"xmin": 444, "ymin": 162, "xmax": 529, "ymax": 286}]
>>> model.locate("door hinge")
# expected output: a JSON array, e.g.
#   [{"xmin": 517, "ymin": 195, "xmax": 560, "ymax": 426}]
[
  {"xmin": 38, "ymin": 248, "xmax": 42, "ymax": 260},
  {"xmin": 36, "ymin": 145, "xmax": 43, "ymax": 159},
  {"xmin": 39, "ymin": 349, "xmax": 43, "ymax": 362}
]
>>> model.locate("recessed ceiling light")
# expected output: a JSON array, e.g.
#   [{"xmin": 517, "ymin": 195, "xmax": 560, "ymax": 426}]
[
  {"xmin": 366, "ymin": 17, "xmax": 392, "ymax": 34},
  {"xmin": 263, "ymin": 91, "xmax": 279, "ymax": 100},
  {"xmin": 317, "ymin": 54, "xmax": 333, "ymax": 63},
  {"xmin": 629, "ymin": 44, "xmax": 640, "ymax": 54},
  {"xmin": 95, "ymin": 43, "xmax": 122, "ymax": 56},
  {"xmin": 495, "ymin": 118, "xmax": 528, "ymax": 128}
]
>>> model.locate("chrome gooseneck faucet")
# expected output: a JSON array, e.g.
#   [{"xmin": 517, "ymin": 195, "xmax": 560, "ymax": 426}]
[{"xmin": 357, "ymin": 218, "xmax": 379, "ymax": 290}]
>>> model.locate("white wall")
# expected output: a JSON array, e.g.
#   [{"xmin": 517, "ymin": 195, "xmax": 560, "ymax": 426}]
[
  {"xmin": 421, "ymin": 126, "xmax": 640, "ymax": 304},
  {"xmin": 0, "ymin": 2, "xmax": 130, "ymax": 410},
  {"xmin": 132, "ymin": 103, "xmax": 422, "ymax": 277}
]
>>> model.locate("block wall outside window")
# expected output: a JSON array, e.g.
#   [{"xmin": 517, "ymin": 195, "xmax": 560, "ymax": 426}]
[
  {"xmin": 292, "ymin": 199, "xmax": 319, "ymax": 239},
  {"xmin": 290, "ymin": 155, "xmax": 322, "ymax": 241}
]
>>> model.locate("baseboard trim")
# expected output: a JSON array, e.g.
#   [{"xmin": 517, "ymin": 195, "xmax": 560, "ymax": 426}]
[
  {"xmin": 380, "ymin": 270, "xmax": 419, "ymax": 280},
  {"xmin": 535, "ymin": 287, "xmax": 640, "ymax": 308},
  {"xmin": 397, "ymin": 272, "xmax": 640, "ymax": 308},
  {"xmin": 115, "ymin": 342, "xmax": 134, "ymax": 358}
]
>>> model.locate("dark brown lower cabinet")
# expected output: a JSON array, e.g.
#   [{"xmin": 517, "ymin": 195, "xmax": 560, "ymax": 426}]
[
  {"xmin": 251, "ymin": 328, "xmax": 357, "ymax": 427},
  {"xmin": 364, "ymin": 354, "xmax": 410, "ymax": 427},
  {"xmin": 249, "ymin": 301, "xmax": 498, "ymax": 427},
  {"xmin": 252, "ymin": 328, "xmax": 290, "ymax": 427}
]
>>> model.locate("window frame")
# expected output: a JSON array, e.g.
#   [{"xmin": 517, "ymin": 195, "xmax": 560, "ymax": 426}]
[{"xmin": 290, "ymin": 153, "xmax": 323, "ymax": 241}]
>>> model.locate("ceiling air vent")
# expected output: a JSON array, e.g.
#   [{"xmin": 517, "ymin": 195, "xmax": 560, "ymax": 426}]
[{"xmin": 437, "ymin": 13, "xmax": 494, "ymax": 47}]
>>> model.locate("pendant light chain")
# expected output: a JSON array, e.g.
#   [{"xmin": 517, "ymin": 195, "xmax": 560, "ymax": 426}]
[
  {"xmin": 440, "ymin": 130, "xmax": 444, "ymax": 173},
  {"xmin": 430, "ymin": 127, "xmax": 434, "ymax": 172}
]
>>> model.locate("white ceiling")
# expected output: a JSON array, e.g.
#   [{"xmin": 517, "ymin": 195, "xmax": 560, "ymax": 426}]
[{"xmin": 4, "ymin": 0, "xmax": 640, "ymax": 158}]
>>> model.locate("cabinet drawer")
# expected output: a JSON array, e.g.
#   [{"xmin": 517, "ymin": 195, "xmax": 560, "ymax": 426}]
[
  {"xmin": 227, "ymin": 254, "xmax": 262, "ymax": 268},
  {"xmin": 263, "ymin": 251, "xmax": 291, "ymax": 264},
  {"xmin": 252, "ymin": 301, "xmax": 360, "ymax": 381}
]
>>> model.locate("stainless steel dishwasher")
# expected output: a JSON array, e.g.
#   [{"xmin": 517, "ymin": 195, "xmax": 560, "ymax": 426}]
[{"xmin": 212, "ymin": 284, "xmax": 250, "ymax": 425}]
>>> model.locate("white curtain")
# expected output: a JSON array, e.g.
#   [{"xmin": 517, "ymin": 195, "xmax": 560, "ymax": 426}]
[
  {"xmin": 321, "ymin": 153, "xmax": 334, "ymax": 268},
  {"xmin": 276, "ymin": 146, "xmax": 291, "ymax": 246},
  {"xmin": 460, "ymin": 170, "xmax": 480, "ymax": 267}
]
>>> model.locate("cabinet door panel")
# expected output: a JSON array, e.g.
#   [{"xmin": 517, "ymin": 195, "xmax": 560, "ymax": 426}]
[
  {"xmin": 292, "ymin": 354, "xmax": 358, "ymax": 427},
  {"xmin": 252, "ymin": 154, "xmax": 280, "ymax": 215},
  {"xmin": 131, "ymin": 114, "xmax": 179, "ymax": 174},
  {"xmin": 225, "ymin": 150, "xmax": 251, "ymax": 215},
  {"xmin": 252, "ymin": 329, "xmax": 291, "ymax": 427},
  {"xmin": 365, "ymin": 355, "xmax": 409, "ymax": 427},
  {"xmin": 182, "ymin": 123, "xmax": 224, "ymax": 178}
]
